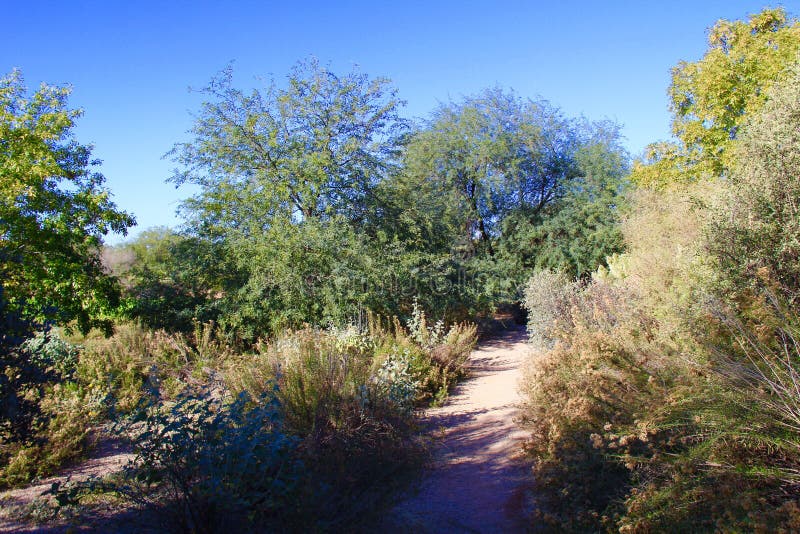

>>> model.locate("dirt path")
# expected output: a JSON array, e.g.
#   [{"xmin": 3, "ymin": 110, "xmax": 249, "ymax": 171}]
[
  {"xmin": 386, "ymin": 325, "xmax": 534, "ymax": 533},
  {"xmin": 0, "ymin": 437, "xmax": 134, "ymax": 533}
]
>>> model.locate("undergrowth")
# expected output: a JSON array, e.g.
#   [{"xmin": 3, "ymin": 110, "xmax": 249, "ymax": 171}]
[{"xmin": 1, "ymin": 306, "xmax": 477, "ymax": 532}]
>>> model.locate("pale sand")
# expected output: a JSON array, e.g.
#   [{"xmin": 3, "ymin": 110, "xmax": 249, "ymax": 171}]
[{"xmin": 386, "ymin": 325, "xmax": 535, "ymax": 533}]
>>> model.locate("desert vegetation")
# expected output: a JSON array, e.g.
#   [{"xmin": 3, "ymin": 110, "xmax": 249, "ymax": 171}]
[
  {"xmin": 1, "ymin": 42, "xmax": 624, "ymax": 528},
  {"xmin": 4, "ymin": 5, "xmax": 800, "ymax": 532},
  {"xmin": 520, "ymin": 8, "xmax": 800, "ymax": 532}
]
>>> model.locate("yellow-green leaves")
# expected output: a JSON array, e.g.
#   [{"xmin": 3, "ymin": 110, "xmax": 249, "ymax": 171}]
[
  {"xmin": 633, "ymin": 8, "xmax": 800, "ymax": 188},
  {"xmin": 0, "ymin": 70, "xmax": 134, "ymax": 333}
]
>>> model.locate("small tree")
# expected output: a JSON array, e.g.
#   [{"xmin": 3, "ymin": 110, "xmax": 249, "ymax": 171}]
[{"xmin": 0, "ymin": 69, "xmax": 134, "ymax": 334}]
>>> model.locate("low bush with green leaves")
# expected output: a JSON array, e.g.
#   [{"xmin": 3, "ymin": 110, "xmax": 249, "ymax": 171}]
[{"xmin": 118, "ymin": 389, "xmax": 303, "ymax": 533}]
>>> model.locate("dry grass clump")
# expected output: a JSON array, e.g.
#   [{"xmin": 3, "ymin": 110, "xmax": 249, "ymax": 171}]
[{"xmin": 522, "ymin": 273, "xmax": 683, "ymax": 530}]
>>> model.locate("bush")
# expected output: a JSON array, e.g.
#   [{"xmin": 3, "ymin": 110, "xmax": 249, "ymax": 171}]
[
  {"xmin": 0, "ymin": 327, "xmax": 99, "ymax": 489},
  {"xmin": 119, "ymin": 390, "xmax": 303, "ymax": 533},
  {"xmin": 76, "ymin": 322, "xmax": 234, "ymax": 414},
  {"xmin": 518, "ymin": 67, "xmax": 800, "ymax": 531},
  {"xmin": 1, "ymin": 382, "xmax": 101, "ymax": 489},
  {"xmin": 708, "ymin": 65, "xmax": 800, "ymax": 305},
  {"xmin": 521, "ymin": 274, "xmax": 680, "ymax": 530}
]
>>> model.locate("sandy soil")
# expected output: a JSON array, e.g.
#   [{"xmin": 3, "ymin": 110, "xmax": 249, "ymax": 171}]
[
  {"xmin": 385, "ymin": 325, "xmax": 535, "ymax": 533},
  {"xmin": 0, "ymin": 437, "xmax": 135, "ymax": 533}
]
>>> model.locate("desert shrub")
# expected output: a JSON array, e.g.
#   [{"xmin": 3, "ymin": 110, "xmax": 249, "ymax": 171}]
[
  {"xmin": 0, "ymin": 322, "xmax": 240, "ymax": 488},
  {"xmin": 76, "ymin": 322, "xmax": 235, "ymax": 414},
  {"xmin": 520, "ymin": 67, "xmax": 800, "ymax": 531},
  {"xmin": 0, "ymin": 327, "xmax": 101, "ymax": 489},
  {"xmin": 212, "ymin": 313, "xmax": 474, "ymax": 528},
  {"xmin": 119, "ymin": 319, "xmax": 446, "ymax": 531},
  {"xmin": 608, "ymin": 67, "xmax": 800, "ymax": 531},
  {"xmin": 612, "ymin": 300, "xmax": 800, "ymax": 532},
  {"xmin": 707, "ymin": 65, "xmax": 800, "ymax": 306},
  {"xmin": 3, "ymin": 303, "xmax": 474, "ymax": 525},
  {"xmin": 271, "ymin": 327, "xmax": 376, "ymax": 436},
  {"xmin": 20, "ymin": 331, "xmax": 80, "ymax": 380},
  {"xmin": 403, "ymin": 302, "xmax": 477, "ymax": 403},
  {"xmin": 522, "ymin": 270, "xmax": 577, "ymax": 350},
  {"xmin": 0, "ymin": 381, "xmax": 103, "ymax": 489},
  {"xmin": 1, "ymin": 330, "xmax": 73, "ymax": 442},
  {"xmin": 119, "ymin": 390, "xmax": 303, "ymax": 533},
  {"xmin": 521, "ymin": 274, "xmax": 682, "ymax": 530}
]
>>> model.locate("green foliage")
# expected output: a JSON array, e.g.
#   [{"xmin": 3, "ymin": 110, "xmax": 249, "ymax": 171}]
[
  {"xmin": 390, "ymin": 89, "xmax": 630, "ymax": 307},
  {"xmin": 120, "ymin": 390, "xmax": 303, "ymax": 533},
  {"xmin": 165, "ymin": 59, "xmax": 412, "ymax": 335},
  {"xmin": 0, "ymin": 69, "xmax": 134, "ymax": 334},
  {"xmin": 222, "ymin": 216, "xmax": 375, "ymax": 338},
  {"xmin": 708, "ymin": 64, "xmax": 800, "ymax": 304},
  {"xmin": 108, "ymin": 228, "xmax": 234, "ymax": 331},
  {"xmin": 20, "ymin": 330, "xmax": 80, "ymax": 379},
  {"xmin": 169, "ymin": 57, "xmax": 405, "ymax": 230},
  {"xmin": 633, "ymin": 8, "xmax": 800, "ymax": 187},
  {"xmin": 499, "ymin": 131, "xmax": 629, "ymax": 280},
  {"xmin": 399, "ymin": 89, "xmax": 581, "ymax": 257}
]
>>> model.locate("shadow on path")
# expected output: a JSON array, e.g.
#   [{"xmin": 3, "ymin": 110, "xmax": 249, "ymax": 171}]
[{"xmin": 384, "ymin": 325, "xmax": 535, "ymax": 533}]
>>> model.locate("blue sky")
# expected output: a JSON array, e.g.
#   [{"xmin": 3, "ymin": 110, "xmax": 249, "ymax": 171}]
[{"xmin": 4, "ymin": 1, "xmax": 797, "ymax": 243}]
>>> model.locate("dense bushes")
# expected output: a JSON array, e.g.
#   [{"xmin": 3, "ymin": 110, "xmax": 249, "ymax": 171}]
[
  {"xmin": 519, "ymin": 24, "xmax": 800, "ymax": 532},
  {"xmin": 0, "ymin": 327, "xmax": 98, "ymax": 489},
  {"xmin": 521, "ymin": 271, "xmax": 680, "ymax": 530},
  {"xmin": 105, "ymin": 311, "xmax": 474, "ymax": 531},
  {"xmin": 120, "ymin": 391, "xmax": 304, "ymax": 533}
]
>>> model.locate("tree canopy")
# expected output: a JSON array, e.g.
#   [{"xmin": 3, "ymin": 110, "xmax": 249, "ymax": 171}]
[
  {"xmin": 633, "ymin": 8, "xmax": 800, "ymax": 187},
  {"xmin": 151, "ymin": 67, "xmax": 630, "ymax": 334},
  {"xmin": 0, "ymin": 70, "xmax": 134, "ymax": 334},
  {"xmin": 169, "ymin": 58, "xmax": 407, "ymax": 236}
]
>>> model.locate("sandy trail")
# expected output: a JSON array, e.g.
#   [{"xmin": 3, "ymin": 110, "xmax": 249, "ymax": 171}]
[
  {"xmin": 387, "ymin": 325, "xmax": 534, "ymax": 533},
  {"xmin": 0, "ymin": 437, "xmax": 134, "ymax": 533}
]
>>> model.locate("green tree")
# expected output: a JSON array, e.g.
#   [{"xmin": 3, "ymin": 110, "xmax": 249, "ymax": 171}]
[
  {"xmin": 107, "ymin": 228, "xmax": 236, "ymax": 331},
  {"xmin": 634, "ymin": 8, "xmax": 800, "ymax": 187},
  {"xmin": 0, "ymin": 69, "xmax": 134, "ymax": 334},
  {"xmin": 0, "ymin": 70, "xmax": 133, "ymax": 449},
  {"xmin": 169, "ymin": 60, "xmax": 406, "ymax": 335},
  {"xmin": 500, "ymin": 131, "xmax": 629, "ymax": 279},
  {"xmin": 400, "ymin": 89, "xmax": 580, "ymax": 258},
  {"xmin": 170, "ymin": 58, "xmax": 406, "ymax": 234},
  {"xmin": 396, "ymin": 90, "xmax": 628, "ymax": 298}
]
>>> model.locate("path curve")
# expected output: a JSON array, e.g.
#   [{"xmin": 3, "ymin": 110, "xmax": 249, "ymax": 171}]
[{"xmin": 387, "ymin": 325, "xmax": 534, "ymax": 532}]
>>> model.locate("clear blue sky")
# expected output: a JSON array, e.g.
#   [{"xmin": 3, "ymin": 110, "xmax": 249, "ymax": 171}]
[{"xmin": 4, "ymin": 1, "xmax": 796, "ymax": 243}]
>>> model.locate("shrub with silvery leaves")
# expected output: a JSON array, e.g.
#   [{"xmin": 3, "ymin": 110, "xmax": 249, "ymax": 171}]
[{"xmin": 373, "ymin": 348, "xmax": 419, "ymax": 414}]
